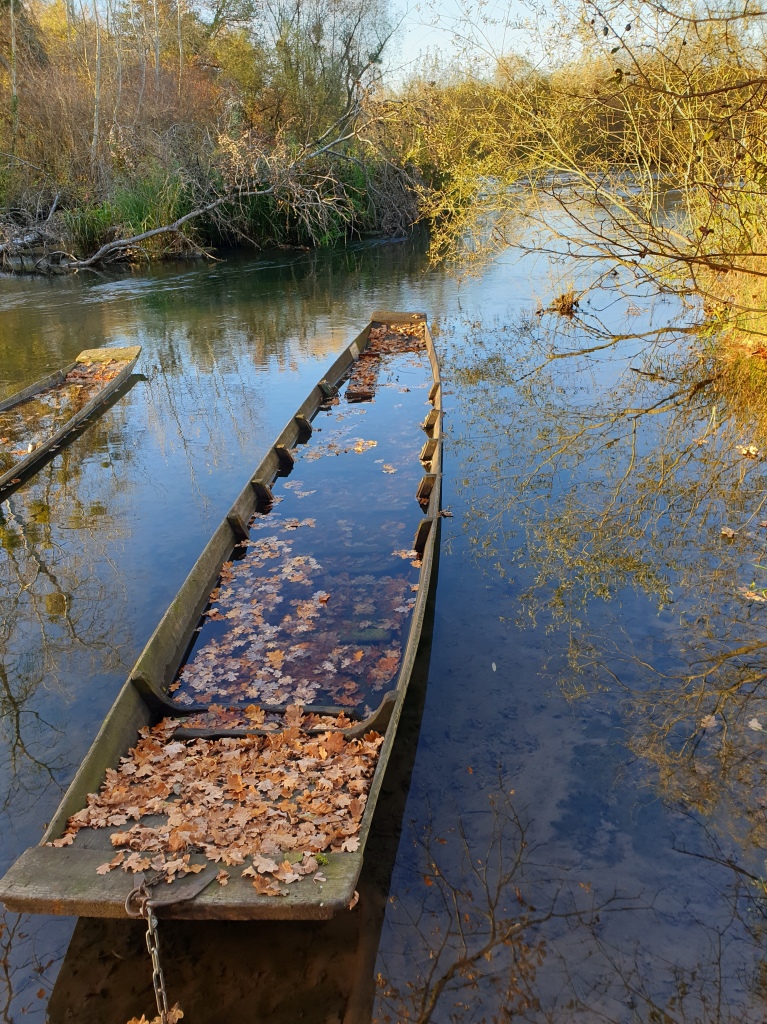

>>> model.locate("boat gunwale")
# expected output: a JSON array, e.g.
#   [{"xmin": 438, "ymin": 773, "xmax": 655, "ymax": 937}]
[{"xmin": 0, "ymin": 314, "xmax": 440, "ymax": 920}]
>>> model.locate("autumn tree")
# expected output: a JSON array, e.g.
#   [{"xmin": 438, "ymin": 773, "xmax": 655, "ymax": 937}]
[{"xmin": 388, "ymin": 0, "xmax": 767, "ymax": 347}]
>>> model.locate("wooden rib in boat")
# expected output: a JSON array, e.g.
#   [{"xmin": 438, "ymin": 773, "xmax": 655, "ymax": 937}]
[
  {"xmin": 0, "ymin": 312, "xmax": 442, "ymax": 920},
  {"xmin": 0, "ymin": 346, "xmax": 142, "ymax": 493}
]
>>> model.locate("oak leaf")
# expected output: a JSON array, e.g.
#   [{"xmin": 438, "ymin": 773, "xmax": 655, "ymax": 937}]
[
  {"xmin": 273, "ymin": 859, "xmax": 301, "ymax": 883},
  {"xmin": 252, "ymin": 855, "xmax": 280, "ymax": 874},
  {"xmin": 251, "ymin": 874, "xmax": 282, "ymax": 896},
  {"xmin": 97, "ymin": 851, "xmax": 126, "ymax": 874},
  {"xmin": 266, "ymin": 650, "xmax": 285, "ymax": 670},
  {"xmin": 50, "ymin": 833, "xmax": 75, "ymax": 847}
]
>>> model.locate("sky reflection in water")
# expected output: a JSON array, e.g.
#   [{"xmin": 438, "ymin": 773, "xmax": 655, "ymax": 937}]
[{"xmin": 1, "ymin": 236, "xmax": 766, "ymax": 1022}]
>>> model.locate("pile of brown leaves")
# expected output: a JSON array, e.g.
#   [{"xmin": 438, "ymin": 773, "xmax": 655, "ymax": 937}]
[
  {"xmin": 368, "ymin": 322, "xmax": 426, "ymax": 352},
  {"xmin": 51, "ymin": 714, "xmax": 385, "ymax": 894},
  {"xmin": 344, "ymin": 322, "xmax": 426, "ymax": 404},
  {"xmin": 65, "ymin": 359, "xmax": 123, "ymax": 385},
  {"xmin": 346, "ymin": 352, "xmax": 380, "ymax": 403},
  {"xmin": 127, "ymin": 1007, "xmax": 184, "ymax": 1024}
]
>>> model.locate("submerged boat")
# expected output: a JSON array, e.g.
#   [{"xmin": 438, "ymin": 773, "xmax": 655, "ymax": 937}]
[
  {"xmin": 0, "ymin": 311, "xmax": 442, "ymax": 920},
  {"xmin": 0, "ymin": 346, "xmax": 142, "ymax": 493}
]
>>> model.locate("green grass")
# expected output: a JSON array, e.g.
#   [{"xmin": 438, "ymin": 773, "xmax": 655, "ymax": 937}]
[{"xmin": 62, "ymin": 202, "xmax": 116, "ymax": 255}]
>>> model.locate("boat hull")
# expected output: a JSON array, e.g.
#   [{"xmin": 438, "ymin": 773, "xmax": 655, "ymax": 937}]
[
  {"xmin": 0, "ymin": 315, "xmax": 441, "ymax": 920},
  {"xmin": 0, "ymin": 346, "xmax": 142, "ymax": 493}
]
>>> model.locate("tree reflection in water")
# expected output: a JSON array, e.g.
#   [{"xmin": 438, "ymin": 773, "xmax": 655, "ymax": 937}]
[
  {"xmin": 373, "ymin": 785, "xmax": 767, "ymax": 1022},
  {"xmin": 373, "ymin": 786, "xmax": 643, "ymax": 1024},
  {"xmin": 449, "ymin": 294, "xmax": 767, "ymax": 830},
  {"xmin": 0, "ymin": 419, "xmax": 137, "ymax": 1023},
  {"xmin": 0, "ymin": 449, "xmax": 133, "ymax": 817},
  {"xmin": 0, "ymin": 909, "xmax": 70, "ymax": 1022},
  {"xmin": 370, "ymin": 283, "xmax": 767, "ymax": 1021}
]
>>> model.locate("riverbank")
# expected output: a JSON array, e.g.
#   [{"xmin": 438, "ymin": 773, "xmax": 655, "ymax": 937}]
[{"xmin": 0, "ymin": 153, "xmax": 419, "ymax": 274}]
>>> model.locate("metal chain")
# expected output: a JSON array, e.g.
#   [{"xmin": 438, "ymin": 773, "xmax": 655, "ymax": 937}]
[
  {"xmin": 145, "ymin": 903, "xmax": 170, "ymax": 1024},
  {"xmin": 125, "ymin": 880, "xmax": 173, "ymax": 1024}
]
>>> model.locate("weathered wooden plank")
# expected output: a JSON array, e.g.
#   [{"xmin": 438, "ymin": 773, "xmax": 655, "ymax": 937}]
[
  {"xmin": 420, "ymin": 438, "xmax": 438, "ymax": 465},
  {"xmin": 413, "ymin": 518, "xmax": 433, "ymax": 555},
  {"xmin": 422, "ymin": 408, "xmax": 440, "ymax": 433},
  {"xmin": 295, "ymin": 414, "xmax": 313, "ymax": 439},
  {"xmin": 172, "ymin": 693, "xmax": 390, "ymax": 741},
  {"xmin": 226, "ymin": 512, "xmax": 250, "ymax": 542},
  {"xmin": 251, "ymin": 477, "xmax": 274, "ymax": 510},
  {"xmin": 369, "ymin": 310, "xmax": 427, "ymax": 325},
  {"xmin": 274, "ymin": 444, "xmax": 295, "ymax": 471},
  {"xmin": 416, "ymin": 474, "xmax": 436, "ymax": 508},
  {"xmin": 76, "ymin": 346, "xmax": 141, "ymax": 364},
  {"xmin": 0, "ymin": 846, "xmax": 359, "ymax": 920}
]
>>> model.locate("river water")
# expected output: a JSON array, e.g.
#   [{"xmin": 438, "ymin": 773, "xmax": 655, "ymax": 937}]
[{"xmin": 1, "ymin": 234, "xmax": 767, "ymax": 1023}]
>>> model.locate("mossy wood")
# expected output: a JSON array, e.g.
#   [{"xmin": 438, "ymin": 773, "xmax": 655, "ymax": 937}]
[
  {"xmin": 0, "ymin": 345, "xmax": 142, "ymax": 492},
  {"xmin": 0, "ymin": 313, "xmax": 442, "ymax": 920}
]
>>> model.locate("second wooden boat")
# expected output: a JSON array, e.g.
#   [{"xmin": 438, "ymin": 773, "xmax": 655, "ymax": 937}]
[
  {"xmin": 0, "ymin": 312, "xmax": 442, "ymax": 920},
  {"xmin": 0, "ymin": 346, "xmax": 141, "ymax": 493}
]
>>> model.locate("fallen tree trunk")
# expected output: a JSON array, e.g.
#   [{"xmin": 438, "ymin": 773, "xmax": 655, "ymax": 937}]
[{"xmin": 66, "ymin": 187, "xmax": 276, "ymax": 269}]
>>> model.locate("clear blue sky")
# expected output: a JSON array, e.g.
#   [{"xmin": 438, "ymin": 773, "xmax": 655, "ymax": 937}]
[{"xmin": 387, "ymin": 0, "xmax": 549, "ymax": 81}]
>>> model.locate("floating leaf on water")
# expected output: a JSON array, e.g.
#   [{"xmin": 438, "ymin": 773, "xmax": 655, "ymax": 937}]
[
  {"xmin": 748, "ymin": 718, "xmax": 764, "ymax": 731},
  {"xmin": 721, "ymin": 526, "xmax": 736, "ymax": 538}
]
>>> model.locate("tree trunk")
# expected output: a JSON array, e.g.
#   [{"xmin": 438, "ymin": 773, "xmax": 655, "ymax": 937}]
[
  {"xmin": 108, "ymin": 0, "xmax": 122, "ymax": 122},
  {"xmin": 91, "ymin": 0, "xmax": 101, "ymax": 166},
  {"xmin": 152, "ymin": 0, "xmax": 160, "ymax": 90},
  {"xmin": 177, "ymin": 0, "xmax": 183, "ymax": 94},
  {"xmin": 9, "ymin": 0, "xmax": 18, "ymax": 152}
]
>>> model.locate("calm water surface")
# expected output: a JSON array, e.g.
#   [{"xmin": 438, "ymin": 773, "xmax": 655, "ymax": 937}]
[{"xmin": 1, "ymin": 236, "xmax": 766, "ymax": 1023}]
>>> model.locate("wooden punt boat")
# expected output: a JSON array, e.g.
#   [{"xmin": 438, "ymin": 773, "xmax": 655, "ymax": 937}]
[
  {"xmin": 0, "ymin": 346, "xmax": 142, "ymax": 493},
  {"xmin": 0, "ymin": 312, "xmax": 442, "ymax": 921}
]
